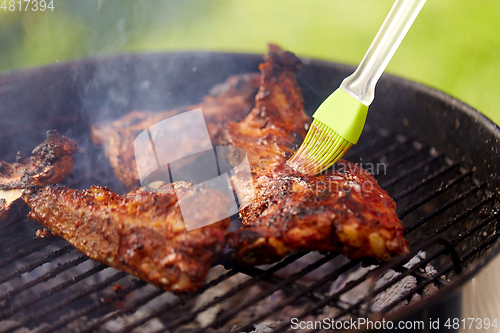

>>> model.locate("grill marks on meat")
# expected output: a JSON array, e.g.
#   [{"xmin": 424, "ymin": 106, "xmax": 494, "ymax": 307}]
[
  {"xmin": 0, "ymin": 130, "xmax": 78, "ymax": 219},
  {"xmin": 91, "ymin": 73, "xmax": 260, "ymax": 189},
  {"xmin": 226, "ymin": 46, "xmax": 409, "ymax": 264},
  {"xmin": 23, "ymin": 182, "xmax": 231, "ymax": 292}
]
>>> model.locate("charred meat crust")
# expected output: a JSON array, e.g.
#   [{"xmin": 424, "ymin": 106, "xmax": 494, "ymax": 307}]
[
  {"xmin": 227, "ymin": 162, "xmax": 408, "ymax": 264},
  {"xmin": 0, "ymin": 130, "xmax": 78, "ymax": 190},
  {"xmin": 0, "ymin": 130, "xmax": 78, "ymax": 219},
  {"xmin": 23, "ymin": 183, "xmax": 231, "ymax": 293},
  {"xmin": 20, "ymin": 47, "xmax": 408, "ymax": 295},
  {"xmin": 221, "ymin": 46, "xmax": 309, "ymax": 176}
]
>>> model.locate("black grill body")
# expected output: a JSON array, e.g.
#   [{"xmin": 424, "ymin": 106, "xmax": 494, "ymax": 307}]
[{"xmin": 0, "ymin": 53, "xmax": 499, "ymax": 332}]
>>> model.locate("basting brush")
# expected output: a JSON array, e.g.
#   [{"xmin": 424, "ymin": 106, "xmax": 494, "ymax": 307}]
[{"xmin": 288, "ymin": 0, "xmax": 426, "ymax": 175}]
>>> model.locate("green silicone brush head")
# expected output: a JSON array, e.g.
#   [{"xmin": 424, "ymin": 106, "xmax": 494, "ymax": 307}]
[
  {"xmin": 288, "ymin": 0, "xmax": 426, "ymax": 175},
  {"xmin": 287, "ymin": 88, "xmax": 368, "ymax": 175}
]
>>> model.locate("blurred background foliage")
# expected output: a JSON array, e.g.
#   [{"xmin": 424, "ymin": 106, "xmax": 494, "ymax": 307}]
[{"xmin": 0, "ymin": 0, "xmax": 499, "ymax": 124}]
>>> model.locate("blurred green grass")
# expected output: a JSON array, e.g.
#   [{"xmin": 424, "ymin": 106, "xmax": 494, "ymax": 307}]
[{"xmin": 1, "ymin": 0, "xmax": 499, "ymax": 124}]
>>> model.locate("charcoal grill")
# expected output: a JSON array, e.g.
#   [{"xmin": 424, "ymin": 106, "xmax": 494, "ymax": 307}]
[{"xmin": 0, "ymin": 52, "xmax": 499, "ymax": 332}]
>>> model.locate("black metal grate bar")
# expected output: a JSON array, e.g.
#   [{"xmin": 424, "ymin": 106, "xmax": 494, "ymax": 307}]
[
  {"xmin": 186, "ymin": 253, "xmax": 338, "ymax": 333},
  {"xmin": 380, "ymin": 230, "xmax": 499, "ymax": 319},
  {"xmin": 0, "ymin": 264, "xmax": 108, "ymax": 321},
  {"xmin": 274, "ymin": 210, "xmax": 497, "ymax": 333},
  {"xmin": 272, "ymin": 266, "xmax": 376, "ymax": 333},
  {"xmin": 383, "ymin": 146, "xmax": 426, "ymax": 169},
  {"xmin": 1, "ymin": 270, "xmax": 126, "ymax": 333},
  {"xmin": 37, "ymin": 280, "xmax": 148, "ymax": 333},
  {"xmin": 74, "ymin": 268, "xmax": 239, "ymax": 333},
  {"xmin": 180, "ymin": 140, "xmax": 478, "ymax": 332},
  {"xmin": 458, "ymin": 232, "xmax": 500, "ymax": 266},
  {"xmin": 0, "ymin": 239, "xmax": 55, "ymax": 268},
  {"xmin": 397, "ymin": 171, "xmax": 472, "ymax": 219},
  {"xmin": 129, "ymin": 253, "xmax": 308, "ymax": 333},
  {"xmin": 273, "ymin": 242, "xmax": 457, "ymax": 333},
  {"xmin": 231, "ymin": 259, "xmax": 361, "ymax": 333},
  {"xmin": 1, "ymin": 230, "xmax": 54, "ymax": 254},
  {"xmin": 0, "ymin": 245, "xmax": 73, "ymax": 285},
  {"xmin": 76, "ymin": 288, "xmax": 166, "ymax": 333},
  {"xmin": 411, "ymin": 192, "xmax": 496, "ymax": 247},
  {"xmin": 116, "ymin": 267, "xmax": 244, "ymax": 333},
  {"xmin": 0, "ymin": 255, "xmax": 89, "ymax": 303},
  {"xmin": 229, "ymin": 264, "xmax": 328, "ymax": 303},
  {"xmin": 311, "ymin": 266, "xmax": 439, "ymax": 331},
  {"xmin": 360, "ymin": 239, "xmax": 461, "ymax": 318},
  {"xmin": 286, "ymin": 214, "xmax": 500, "ymax": 333},
  {"xmin": 369, "ymin": 213, "xmax": 500, "ymax": 317},
  {"xmin": 360, "ymin": 140, "xmax": 403, "ymax": 164},
  {"xmin": 379, "ymin": 232, "xmax": 500, "ymax": 318},
  {"xmin": 404, "ymin": 185, "xmax": 483, "ymax": 234},
  {"xmin": 379, "ymin": 154, "xmax": 442, "ymax": 189},
  {"xmin": 0, "ymin": 215, "xmax": 30, "ymax": 233},
  {"xmin": 450, "ymin": 214, "xmax": 498, "ymax": 247}
]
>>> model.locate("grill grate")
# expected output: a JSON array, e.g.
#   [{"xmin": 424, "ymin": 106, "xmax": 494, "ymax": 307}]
[{"xmin": 1, "ymin": 126, "xmax": 499, "ymax": 333}]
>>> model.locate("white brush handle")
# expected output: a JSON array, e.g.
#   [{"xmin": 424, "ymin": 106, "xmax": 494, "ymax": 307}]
[{"xmin": 340, "ymin": 0, "xmax": 426, "ymax": 106}]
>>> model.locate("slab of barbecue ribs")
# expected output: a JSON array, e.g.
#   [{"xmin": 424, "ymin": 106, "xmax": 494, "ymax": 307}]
[
  {"xmin": 224, "ymin": 45, "xmax": 409, "ymax": 264},
  {"xmin": 24, "ymin": 74, "xmax": 260, "ymax": 293},
  {"xmin": 23, "ymin": 181, "xmax": 231, "ymax": 292},
  {"xmin": 0, "ymin": 130, "xmax": 78, "ymax": 219},
  {"xmin": 22, "ymin": 46, "xmax": 408, "ymax": 293}
]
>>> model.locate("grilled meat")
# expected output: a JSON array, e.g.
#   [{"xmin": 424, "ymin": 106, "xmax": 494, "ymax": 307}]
[
  {"xmin": 222, "ymin": 45, "xmax": 309, "ymax": 174},
  {"xmin": 23, "ymin": 181, "xmax": 231, "ymax": 292},
  {"xmin": 226, "ymin": 46, "xmax": 409, "ymax": 264},
  {"xmin": 227, "ymin": 164, "xmax": 408, "ymax": 264},
  {"xmin": 21, "ymin": 47, "xmax": 407, "ymax": 295},
  {"xmin": 91, "ymin": 73, "xmax": 260, "ymax": 189},
  {"xmin": 0, "ymin": 130, "xmax": 78, "ymax": 219},
  {"xmin": 22, "ymin": 71, "xmax": 259, "ymax": 292}
]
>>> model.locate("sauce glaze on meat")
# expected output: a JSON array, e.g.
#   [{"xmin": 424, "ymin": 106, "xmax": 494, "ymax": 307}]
[{"xmin": 225, "ymin": 46, "xmax": 409, "ymax": 264}]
